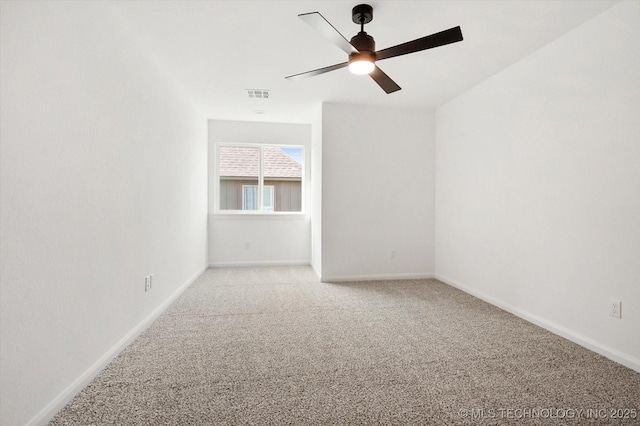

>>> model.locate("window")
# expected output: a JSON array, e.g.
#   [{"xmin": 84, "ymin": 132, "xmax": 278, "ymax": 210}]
[
  {"xmin": 262, "ymin": 185, "xmax": 275, "ymax": 211},
  {"xmin": 217, "ymin": 144, "xmax": 304, "ymax": 213},
  {"xmin": 242, "ymin": 185, "xmax": 274, "ymax": 211},
  {"xmin": 242, "ymin": 185, "xmax": 258, "ymax": 210}
]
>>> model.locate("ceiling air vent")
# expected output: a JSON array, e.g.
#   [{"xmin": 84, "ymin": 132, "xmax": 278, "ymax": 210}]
[{"xmin": 247, "ymin": 89, "xmax": 270, "ymax": 99}]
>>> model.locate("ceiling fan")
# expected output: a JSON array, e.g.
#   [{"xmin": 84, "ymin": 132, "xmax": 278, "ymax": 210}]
[{"xmin": 285, "ymin": 4, "xmax": 463, "ymax": 94}]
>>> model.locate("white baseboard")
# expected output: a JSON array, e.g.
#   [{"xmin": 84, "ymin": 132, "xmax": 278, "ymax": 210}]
[
  {"xmin": 435, "ymin": 274, "xmax": 640, "ymax": 374},
  {"xmin": 209, "ymin": 260, "xmax": 310, "ymax": 267},
  {"xmin": 310, "ymin": 263, "xmax": 321, "ymax": 281},
  {"xmin": 27, "ymin": 266, "xmax": 206, "ymax": 426},
  {"xmin": 322, "ymin": 272, "xmax": 435, "ymax": 282}
]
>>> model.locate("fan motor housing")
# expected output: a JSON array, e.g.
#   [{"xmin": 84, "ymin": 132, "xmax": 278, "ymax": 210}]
[
  {"xmin": 350, "ymin": 31, "xmax": 375, "ymax": 53},
  {"xmin": 349, "ymin": 51, "xmax": 376, "ymax": 65}
]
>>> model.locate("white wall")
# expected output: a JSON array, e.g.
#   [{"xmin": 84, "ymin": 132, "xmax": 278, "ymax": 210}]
[
  {"xmin": 310, "ymin": 106, "xmax": 323, "ymax": 276},
  {"xmin": 435, "ymin": 1, "xmax": 640, "ymax": 371},
  {"xmin": 208, "ymin": 120, "xmax": 311, "ymax": 266},
  {"xmin": 0, "ymin": 2, "xmax": 208, "ymax": 425},
  {"xmin": 321, "ymin": 103, "xmax": 435, "ymax": 281}
]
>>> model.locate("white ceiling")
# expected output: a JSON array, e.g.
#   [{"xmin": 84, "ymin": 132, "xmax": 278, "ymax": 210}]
[{"xmin": 109, "ymin": 0, "xmax": 619, "ymax": 123}]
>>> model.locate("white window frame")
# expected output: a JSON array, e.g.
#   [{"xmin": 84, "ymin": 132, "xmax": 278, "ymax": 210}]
[{"xmin": 214, "ymin": 143, "xmax": 305, "ymax": 216}]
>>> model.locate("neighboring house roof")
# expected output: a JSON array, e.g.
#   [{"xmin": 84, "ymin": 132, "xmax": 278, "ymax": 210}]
[{"xmin": 219, "ymin": 146, "xmax": 302, "ymax": 179}]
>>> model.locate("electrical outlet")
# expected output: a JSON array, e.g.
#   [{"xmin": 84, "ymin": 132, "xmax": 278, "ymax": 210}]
[
  {"xmin": 609, "ymin": 299, "xmax": 621, "ymax": 318},
  {"xmin": 145, "ymin": 276, "xmax": 151, "ymax": 292}
]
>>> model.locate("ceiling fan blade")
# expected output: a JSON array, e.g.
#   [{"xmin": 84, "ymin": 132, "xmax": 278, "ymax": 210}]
[
  {"xmin": 369, "ymin": 65, "xmax": 401, "ymax": 94},
  {"xmin": 375, "ymin": 26, "xmax": 463, "ymax": 62},
  {"xmin": 299, "ymin": 12, "xmax": 358, "ymax": 55},
  {"xmin": 285, "ymin": 62, "xmax": 349, "ymax": 81}
]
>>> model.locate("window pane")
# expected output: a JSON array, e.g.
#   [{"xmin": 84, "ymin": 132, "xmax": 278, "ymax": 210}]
[
  {"xmin": 263, "ymin": 147, "xmax": 302, "ymax": 212},
  {"xmin": 262, "ymin": 186, "xmax": 274, "ymax": 212},
  {"xmin": 219, "ymin": 146, "xmax": 259, "ymax": 210},
  {"xmin": 243, "ymin": 186, "xmax": 258, "ymax": 210}
]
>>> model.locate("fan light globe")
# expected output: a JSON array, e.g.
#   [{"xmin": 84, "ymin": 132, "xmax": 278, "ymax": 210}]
[{"xmin": 348, "ymin": 59, "xmax": 375, "ymax": 75}]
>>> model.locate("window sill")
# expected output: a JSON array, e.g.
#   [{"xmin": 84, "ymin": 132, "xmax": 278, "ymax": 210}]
[{"xmin": 211, "ymin": 212, "xmax": 308, "ymax": 221}]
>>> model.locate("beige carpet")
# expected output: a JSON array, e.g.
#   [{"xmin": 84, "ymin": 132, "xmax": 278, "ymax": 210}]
[{"xmin": 49, "ymin": 266, "xmax": 639, "ymax": 425}]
